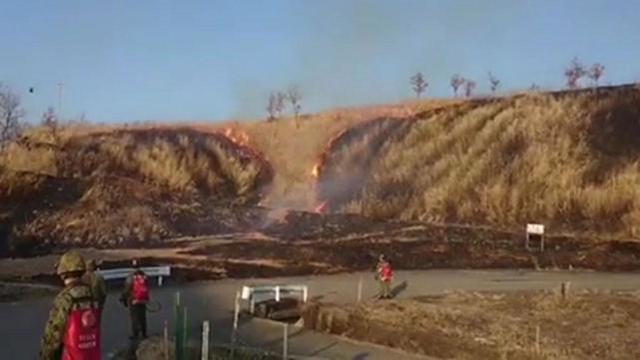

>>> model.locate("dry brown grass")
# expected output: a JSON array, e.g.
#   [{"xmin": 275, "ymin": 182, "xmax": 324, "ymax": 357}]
[
  {"xmin": 0, "ymin": 127, "xmax": 272, "ymax": 251},
  {"xmin": 320, "ymin": 88, "xmax": 640, "ymax": 238},
  {"xmin": 306, "ymin": 290, "xmax": 640, "ymax": 360},
  {"xmin": 4, "ymin": 86, "xmax": 640, "ymax": 243},
  {"xmin": 0, "ymin": 127, "xmax": 270, "ymax": 199}
]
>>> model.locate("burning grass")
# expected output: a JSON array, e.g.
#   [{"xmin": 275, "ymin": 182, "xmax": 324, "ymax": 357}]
[{"xmin": 303, "ymin": 289, "xmax": 640, "ymax": 360}]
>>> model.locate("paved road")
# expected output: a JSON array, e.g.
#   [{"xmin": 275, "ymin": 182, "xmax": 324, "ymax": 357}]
[{"xmin": 1, "ymin": 269, "xmax": 639, "ymax": 360}]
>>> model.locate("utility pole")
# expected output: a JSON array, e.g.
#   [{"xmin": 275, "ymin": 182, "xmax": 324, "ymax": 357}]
[{"xmin": 57, "ymin": 82, "xmax": 64, "ymax": 117}]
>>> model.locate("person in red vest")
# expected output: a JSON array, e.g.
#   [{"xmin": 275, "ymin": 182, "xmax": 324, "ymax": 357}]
[
  {"xmin": 375, "ymin": 254, "xmax": 394, "ymax": 299},
  {"xmin": 40, "ymin": 251, "xmax": 101, "ymax": 360},
  {"xmin": 120, "ymin": 259, "xmax": 150, "ymax": 340}
]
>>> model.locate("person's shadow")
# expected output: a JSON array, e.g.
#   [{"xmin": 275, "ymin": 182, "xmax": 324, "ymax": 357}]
[
  {"xmin": 353, "ymin": 352, "xmax": 370, "ymax": 360},
  {"xmin": 390, "ymin": 280, "xmax": 409, "ymax": 298}
]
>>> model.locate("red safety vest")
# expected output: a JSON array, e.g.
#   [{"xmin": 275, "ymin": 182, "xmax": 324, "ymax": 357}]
[
  {"xmin": 132, "ymin": 274, "xmax": 149, "ymax": 303},
  {"xmin": 62, "ymin": 295, "xmax": 101, "ymax": 360},
  {"xmin": 380, "ymin": 263, "xmax": 393, "ymax": 282}
]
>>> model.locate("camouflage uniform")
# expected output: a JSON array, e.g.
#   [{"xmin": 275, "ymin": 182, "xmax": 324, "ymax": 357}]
[
  {"xmin": 40, "ymin": 251, "xmax": 99, "ymax": 360},
  {"xmin": 83, "ymin": 261, "xmax": 107, "ymax": 310},
  {"xmin": 39, "ymin": 281, "xmax": 96, "ymax": 360}
]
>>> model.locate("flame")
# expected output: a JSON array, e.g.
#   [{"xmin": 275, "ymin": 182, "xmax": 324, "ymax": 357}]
[
  {"xmin": 311, "ymin": 164, "xmax": 320, "ymax": 178},
  {"xmin": 223, "ymin": 127, "xmax": 250, "ymax": 146},
  {"xmin": 314, "ymin": 201, "xmax": 328, "ymax": 214}
]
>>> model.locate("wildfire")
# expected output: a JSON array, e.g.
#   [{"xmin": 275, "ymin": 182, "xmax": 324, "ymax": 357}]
[
  {"xmin": 223, "ymin": 127, "xmax": 250, "ymax": 146},
  {"xmin": 311, "ymin": 163, "xmax": 320, "ymax": 178},
  {"xmin": 314, "ymin": 201, "xmax": 328, "ymax": 214}
]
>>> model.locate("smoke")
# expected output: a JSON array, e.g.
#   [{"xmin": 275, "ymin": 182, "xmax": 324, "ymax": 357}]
[
  {"xmin": 315, "ymin": 117, "xmax": 414, "ymax": 212},
  {"xmin": 229, "ymin": 0, "xmax": 525, "ymax": 118}
]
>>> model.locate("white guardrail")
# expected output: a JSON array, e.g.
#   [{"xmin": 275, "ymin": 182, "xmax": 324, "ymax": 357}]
[{"xmin": 97, "ymin": 266, "xmax": 171, "ymax": 285}]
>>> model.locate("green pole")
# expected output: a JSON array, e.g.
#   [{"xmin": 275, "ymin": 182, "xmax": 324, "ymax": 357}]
[
  {"xmin": 175, "ymin": 292, "xmax": 183, "ymax": 360},
  {"xmin": 182, "ymin": 306, "xmax": 189, "ymax": 360}
]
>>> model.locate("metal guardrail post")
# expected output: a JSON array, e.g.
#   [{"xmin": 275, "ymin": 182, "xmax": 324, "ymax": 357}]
[
  {"xmin": 283, "ymin": 323, "xmax": 289, "ymax": 360},
  {"xmin": 201, "ymin": 321, "xmax": 210, "ymax": 360}
]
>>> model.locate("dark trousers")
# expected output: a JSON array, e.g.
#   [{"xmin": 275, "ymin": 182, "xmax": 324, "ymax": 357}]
[{"xmin": 129, "ymin": 303, "xmax": 147, "ymax": 338}]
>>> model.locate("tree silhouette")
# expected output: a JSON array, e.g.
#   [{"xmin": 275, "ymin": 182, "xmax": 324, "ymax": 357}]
[
  {"xmin": 266, "ymin": 92, "xmax": 278, "ymax": 121},
  {"xmin": 450, "ymin": 74, "xmax": 464, "ymax": 97},
  {"xmin": 410, "ymin": 72, "xmax": 428, "ymax": 98},
  {"xmin": 41, "ymin": 107, "xmax": 61, "ymax": 145},
  {"xmin": 0, "ymin": 84, "xmax": 25, "ymax": 149},
  {"xmin": 588, "ymin": 63, "xmax": 605, "ymax": 87},
  {"xmin": 275, "ymin": 92, "xmax": 286, "ymax": 118},
  {"xmin": 488, "ymin": 72, "xmax": 500, "ymax": 94},
  {"xmin": 464, "ymin": 79, "xmax": 476, "ymax": 97},
  {"xmin": 564, "ymin": 57, "xmax": 587, "ymax": 89},
  {"xmin": 287, "ymin": 86, "xmax": 301, "ymax": 118}
]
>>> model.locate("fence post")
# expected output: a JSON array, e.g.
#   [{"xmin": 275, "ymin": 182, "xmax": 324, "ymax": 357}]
[
  {"xmin": 283, "ymin": 323, "xmax": 289, "ymax": 360},
  {"xmin": 357, "ymin": 276, "xmax": 363, "ymax": 302},
  {"xmin": 561, "ymin": 281, "xmax": 571, "ymax": 300},
  {"xmin": 233, "ymin": 291, "xmax": 240, "ymax": 334},
  {"xmin": 164, "ymin": 320, "xmax": 169, "ymax": 360},
  {"xmin": 201, "ymin": 321, "xmax": 210, "ymax": 360},
  {"xmin": 230, "ymin": 291, "xmax": 240, "ymax": 360},
  {"xmin": 174, "ymin": 292, "xmax": 183, "ymax": 360},
  {"xmin": 182, "ymin": 307, "xmax": 189, "ymax": 360}
]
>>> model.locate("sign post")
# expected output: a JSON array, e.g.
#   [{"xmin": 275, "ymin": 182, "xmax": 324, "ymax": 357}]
[{"xmin": 526, "ymin": 224, "xmax": 545, "ymax": 252}]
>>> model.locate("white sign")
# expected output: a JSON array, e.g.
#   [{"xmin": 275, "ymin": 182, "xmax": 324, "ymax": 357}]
[{"xmin": 526, "ymin": 224, "xmax": 545, "ymax": 235}]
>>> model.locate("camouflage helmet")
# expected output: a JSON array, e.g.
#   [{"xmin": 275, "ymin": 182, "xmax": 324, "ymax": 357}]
[{"xmin": 56, "ymin": 251, "xmax": 86, "ymax": 275}]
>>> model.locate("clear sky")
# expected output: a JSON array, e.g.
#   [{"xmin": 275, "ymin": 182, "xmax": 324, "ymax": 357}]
[{"xmin": 1, "ymin": 0, "xmax": 639, "ymax": 123}]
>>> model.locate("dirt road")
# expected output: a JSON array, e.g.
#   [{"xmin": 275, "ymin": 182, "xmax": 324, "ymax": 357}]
[{"xmin": 1, "ymin": 269, "xmax": 638, "ymax": 360}]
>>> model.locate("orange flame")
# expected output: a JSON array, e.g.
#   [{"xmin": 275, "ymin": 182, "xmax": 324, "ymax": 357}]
[
  {"xmin": 314, "ymin": 201, "xmax": 328, "ymax": 214},
  {"xmin": 223, "ymin": 127, "xmax": 250, "ymax": 146},
  {"xmin": 311, "ymin": 164, "xmax": 320, "ymax": 178}
]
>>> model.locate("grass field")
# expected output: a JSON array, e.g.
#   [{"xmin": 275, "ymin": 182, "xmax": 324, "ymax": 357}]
[{"xmin": 1, "ymin": 85, "xmax": 640, "ymax": 252}]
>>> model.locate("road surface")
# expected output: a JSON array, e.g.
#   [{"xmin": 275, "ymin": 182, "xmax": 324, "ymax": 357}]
[{"xmin": 1, "ymin": 269, "xmax": 639, "ymax": 359}]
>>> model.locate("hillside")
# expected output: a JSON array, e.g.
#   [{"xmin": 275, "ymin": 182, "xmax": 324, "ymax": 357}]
[
  {"xmin": 308, "ymin": 85, "xmax": 640, "ymax": 238},
  {"xmin": 1, "ymin": 84, "xmax": 640, "ymax": 258},
  {"xmin": 0, "ymin": 127, "xmax": 272, "ymax": 254}
]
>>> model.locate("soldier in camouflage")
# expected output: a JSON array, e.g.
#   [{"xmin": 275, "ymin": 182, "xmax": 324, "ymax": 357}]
[
  {"xmin": 39, "ymin": 251, "xmax": 101, "ymax": 360},
  {"xmin": 83, "ymin": 259, "xmax": 107, "ymax": 311}
]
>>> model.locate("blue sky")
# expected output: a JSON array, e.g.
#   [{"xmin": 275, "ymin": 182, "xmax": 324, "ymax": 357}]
[{"xmin": 0, "ymin": 0, "xmax": 639, "ymax": 123}]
